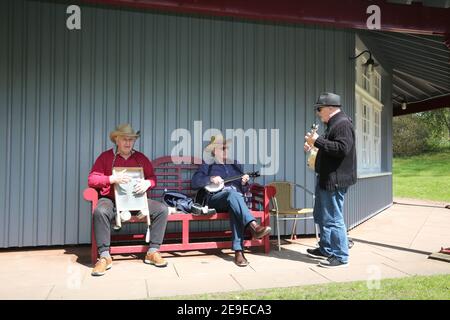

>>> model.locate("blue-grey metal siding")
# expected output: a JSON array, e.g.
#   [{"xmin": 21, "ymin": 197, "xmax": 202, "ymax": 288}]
[
  {"xmin": 0, "ymin": 0, "xmax": 392, "ymax": 248},
  {"xmin": 346, "ymin": 174, "xmax": 393, "ymax": 230}
]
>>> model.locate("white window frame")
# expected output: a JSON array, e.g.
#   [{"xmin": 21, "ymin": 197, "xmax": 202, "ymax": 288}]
[
  {"xmin": 373, "ymin": 108, "xmax": 381, "ymax": 168},
  {"xmin": 372, "ymin": 71, "xmax": 381, "ymax": 101},
  {"xmin": 354, "ymin": 46, "xmax": 383, "ymax": 174},
  {"xmin": 361, "ymin": 98, "xmax": 371, "ymax": 168},
  {"xmin": 355, "ymin": 85, "xmax": 383, "ymax": 173},
  {"xmin": 361, "ymin": 57, "xmax": 371, "ymax": 92}
]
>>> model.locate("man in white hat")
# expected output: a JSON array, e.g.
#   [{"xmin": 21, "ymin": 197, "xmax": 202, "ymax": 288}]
[
  {"xmin": 191, "ymin": 134, "xmax": 271, "ymax": 267},
  {"xmin": 88, "ymin": 124, "xmax": 169, "ymax": 276}
]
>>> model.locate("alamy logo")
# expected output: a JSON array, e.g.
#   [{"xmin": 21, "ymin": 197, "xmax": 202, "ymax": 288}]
[
  {"xmin": 366, "ymin": 265, "xmax": 382, "ymax": 290},
  {"xmin": 366, "ymin": 5, "xmax": 381, "ymax": 30},
  {"xmin": 170, "ymin": 121, "xmax": 279, "ymax": 176},
  {"xmin": 66, "ymin": 5, "xmax": 81, "ymax": 30}
]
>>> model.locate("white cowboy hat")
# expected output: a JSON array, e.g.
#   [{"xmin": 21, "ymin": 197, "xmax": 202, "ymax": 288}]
[
  {"xmin": 204, "ymin": 134, "xmax": 232, "ymax": 153},
  {"xmin": 109, "ymin": 123, "xmax": 140, "ymax": 144}
]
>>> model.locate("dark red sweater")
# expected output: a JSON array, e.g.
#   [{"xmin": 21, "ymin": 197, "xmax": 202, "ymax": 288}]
[{"xmin": 88, "ymin": 149, "xmax": 157, "ymax": 200}]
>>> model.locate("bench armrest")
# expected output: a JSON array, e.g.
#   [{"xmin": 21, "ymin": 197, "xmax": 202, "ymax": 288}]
[
  {"xmin": 83, "ymin": 188, "xmax": 99, "ymax": 212},
  {"xmin": 249, "ymin": 183, "xmax": 276, "ymax": 198}
]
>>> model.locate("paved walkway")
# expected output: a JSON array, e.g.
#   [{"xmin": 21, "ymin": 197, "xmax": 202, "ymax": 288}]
[{"xmin": 1, "ymin": 199, "xmax": 449, "ymax": 299}]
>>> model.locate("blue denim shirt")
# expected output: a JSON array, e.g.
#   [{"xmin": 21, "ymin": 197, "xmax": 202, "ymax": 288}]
[{"xmin": 191, "ymin": 161, "xmax": 250, "ymax": 194}]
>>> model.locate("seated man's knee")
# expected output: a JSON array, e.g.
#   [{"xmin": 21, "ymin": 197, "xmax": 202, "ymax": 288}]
[
  {"xmin": 150, "ymin": 201, "xmax": 169, "ymax": 218},
  {"xmin": 226, "ymin": 190, "xmax": 241, "ymax": 202},
  {"xmin": 93, "ymin": 204, "xmax": 113, "ymax": 220},
  {"xmin": 161, "ymin": 204, "xmax": 169, "ymax": 217}
]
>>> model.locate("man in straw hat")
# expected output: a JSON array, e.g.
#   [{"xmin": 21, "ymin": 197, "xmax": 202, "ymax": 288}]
[
  {"xmin": 88, "ymin": 124, "xmax": 169, "ymax": 276},
  {"xmin": 304, "ymin": 92, "xmax": 356, "ymax": 268},
  {"xmin": 191, "ymin": 134, "xmax": 271, "ymax": 267}
]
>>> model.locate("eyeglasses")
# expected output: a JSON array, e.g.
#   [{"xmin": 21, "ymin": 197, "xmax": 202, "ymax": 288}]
[{"xmin": 120, "ymin": 137, "xmax": 137, "ymax": 143}]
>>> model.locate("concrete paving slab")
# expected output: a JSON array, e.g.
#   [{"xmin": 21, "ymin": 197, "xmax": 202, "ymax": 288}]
[
  {"xmin": 48, "ymin": 279, "xmax": 148, "ymax": 300},
  {"xmin": 0, "ymin": 268, "xmax": 90, "ymax": 289},
  {"xmin": 242, "ymin": 249, "xmax": 320, "ymax": 270},
  {"xmin": 172, "ymin": 258, "xmax": 257, "ymax": 277},
  {"xmin": 413, "ymin": 225, "xmax": 450, "ymax": 236},
  {"xmin": 0, "ymin": 285, "xmax": 54, "ymax": 300},
  {"xmin": 231, "ymin": 268, "xmax": 329, "ymax": 290},
  {"xmin": 381, "ymin": 259, "xmax": 450, "ymax": 276},
  {"xmin": 311, "ymin": 262, "xmax": 409, "ymax": 283},
  {"xmin": 410, "ymin": 237, "xmax": 450, "ymax": 253},
  {"xmin": 145, "ymin": 274, "xmax": 242, "ymax": 298}
]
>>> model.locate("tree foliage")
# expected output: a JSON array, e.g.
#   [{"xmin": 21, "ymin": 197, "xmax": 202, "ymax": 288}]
[
  {"xmin": 416, "ymin": 108, "xmax": 450, "ymax": 145},
  {"xmin": 393, "ymin": 108, "xmax": 450, "ymax": 156}
]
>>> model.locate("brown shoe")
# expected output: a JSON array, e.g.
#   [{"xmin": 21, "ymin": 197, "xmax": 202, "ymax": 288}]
[
  {"xmin": 248, "ymin": 221, "xmax": 272, "ymax": 239},
  {"xmin": 234, "ymin": 251, "xmax": 249, "ymax": 267},
  {"xmin": 91, "ymin": 257, "xmax": 112, "ymax": 276},
  {"xmin": 144, "ymin": 251, "xmax": 168, "ymax": 267}
]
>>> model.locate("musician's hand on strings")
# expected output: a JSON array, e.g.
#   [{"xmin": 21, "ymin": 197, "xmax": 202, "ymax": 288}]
[
  {"xmin": 210, "ymin": 176, "xmax": 224, "ymax": 185},
  {"xmin": 134, "ymin": 179, "xmax": 151, "ymax": 194},
  {"xmin": 305, "ymin": 131, "xmax": 319, "ymax": 147},
  {"xmin": 241, "ymin": 174, "xmax": 250, "ymax": 185},
  {"xmin": 304, "ymin": 141, "xmax": 312, "ymax": 153},
  {"xmin": 109, "ymin": 170, "xmax": 132, "ymax": 184}
]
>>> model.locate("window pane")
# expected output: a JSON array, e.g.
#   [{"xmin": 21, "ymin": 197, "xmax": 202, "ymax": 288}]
[{"xmin": 356, "ymin": 90, "xmax": 382, "ymax": 172}]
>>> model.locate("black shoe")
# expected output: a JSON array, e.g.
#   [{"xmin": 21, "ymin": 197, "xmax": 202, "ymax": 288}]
[
  {"xmin": 306, "ymin": 248, "xmax": 330, "ymax": 260},
  {"xmin": 318, "ymin": 256, "xmax": 349, "ymax": 268}
]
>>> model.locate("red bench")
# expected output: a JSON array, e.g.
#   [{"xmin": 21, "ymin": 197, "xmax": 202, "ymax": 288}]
[{"xmin": 83, "ymin": 156, "xmax": 274, "ymax": 264}]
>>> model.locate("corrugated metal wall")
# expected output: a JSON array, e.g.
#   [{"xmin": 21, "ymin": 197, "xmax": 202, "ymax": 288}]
[
  {"xmin": 346, "ymin": 174, "xmax": 392, "ymax": 230},
  {"xmin": 0, "ymin": 0, "xmax": 392, "ymax": 248}
]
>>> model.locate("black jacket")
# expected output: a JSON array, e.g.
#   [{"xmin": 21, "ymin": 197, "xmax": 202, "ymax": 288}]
[{"xmin": 314, "ymin": 111, "xmax": 357, "ymax": 191}]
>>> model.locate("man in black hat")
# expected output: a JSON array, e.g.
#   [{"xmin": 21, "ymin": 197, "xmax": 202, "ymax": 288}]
[{"xmin": 304, "ymin": 92, "xmax": 357, "ymax": 268}]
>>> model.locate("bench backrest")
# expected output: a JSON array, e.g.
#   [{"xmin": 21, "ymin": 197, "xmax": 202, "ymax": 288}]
[{"xmin": 149, "ymin": 156, "xmax": 202, "ymax": 201}]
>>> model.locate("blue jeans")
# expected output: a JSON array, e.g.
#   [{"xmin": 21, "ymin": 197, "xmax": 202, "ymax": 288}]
[
  {"xmin": 313, "ymin": 183, "xmax": 349, "ymax": 263},
  {"xmin": 208, "ymin": 189, "xmax": 255, "ymax": 251}
]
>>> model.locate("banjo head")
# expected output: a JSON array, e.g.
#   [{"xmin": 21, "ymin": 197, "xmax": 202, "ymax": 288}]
[{"xmin": 204, "ymin": 182, "xmax": 225, "ymax": 193}]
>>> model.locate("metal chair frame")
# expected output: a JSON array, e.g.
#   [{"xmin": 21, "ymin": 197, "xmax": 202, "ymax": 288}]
[{"xmin": 269, "ymin": 181, "xmax": 319, "ymax": 251}]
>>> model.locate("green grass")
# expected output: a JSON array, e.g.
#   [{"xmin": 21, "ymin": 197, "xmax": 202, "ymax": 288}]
[
  {"xmin": 393, "ymin": 148, "xmax": 450, "ymax": 202},
  {"xmin": 162, "ymin": 274, "xmax": 450, "ymax": 300}
]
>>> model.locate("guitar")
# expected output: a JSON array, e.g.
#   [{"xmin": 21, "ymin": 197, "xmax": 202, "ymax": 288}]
[
  {"xmin": 306, "ymin": 124, "xmax": 319, "ymax": 171},
  {"xmin": 194, "ymin": 171, "xmax": 260, "ymax": 205}
]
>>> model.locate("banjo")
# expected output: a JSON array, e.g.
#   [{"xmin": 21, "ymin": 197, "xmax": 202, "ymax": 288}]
[
  {"xmin": 195, "ymin": 171, "xmax": 260, "ymax": 205},
  {"xmin": 306, "ymin": 124, "xmax": 319, "ymax": 171}
]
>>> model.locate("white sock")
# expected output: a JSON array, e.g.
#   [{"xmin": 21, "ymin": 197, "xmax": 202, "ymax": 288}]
[{"xmin": 100, "ymin": 251, "xmax": 111, "ymax": 259}]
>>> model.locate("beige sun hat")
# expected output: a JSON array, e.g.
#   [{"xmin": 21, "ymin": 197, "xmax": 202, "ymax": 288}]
[
  {"xmin": 204, "ymin": 134, "xmax": 232, "ymax": 153},
  {"xmin": 109, "ymin": 123, "xmax": 140, "ymax": 144}
]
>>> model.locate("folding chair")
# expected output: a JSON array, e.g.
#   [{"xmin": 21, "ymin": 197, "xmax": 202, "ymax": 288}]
[{"xmin": 268, "ymin": 181, "xmax": 319, "ymax": 251}]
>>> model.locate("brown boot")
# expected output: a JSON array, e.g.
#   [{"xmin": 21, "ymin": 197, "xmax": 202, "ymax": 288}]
[
  {"xmin": 91, "ymin": 257, "xmax": 112, "ymax": 276},
  {"xmin": 248, "ymin": 221, "xmax": 272, "ymax": 239},
  {"xmin": 234, "ymin": 250, "xmax": 249, "ymax": 267}
]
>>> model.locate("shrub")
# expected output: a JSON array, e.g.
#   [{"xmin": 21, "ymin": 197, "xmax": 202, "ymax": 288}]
[{"xmin": 393, "ymin": 114, "xmax": 429, "ymax": 156}]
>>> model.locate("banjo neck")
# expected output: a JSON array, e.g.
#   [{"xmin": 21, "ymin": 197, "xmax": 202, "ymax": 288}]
[
  {"xmin": 222, "ymin": 174, "xmax": 246, "ymax": 184},
  {"xmin": 197, "ymin": 171, "xmax": 260, "ymax": 204}
]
